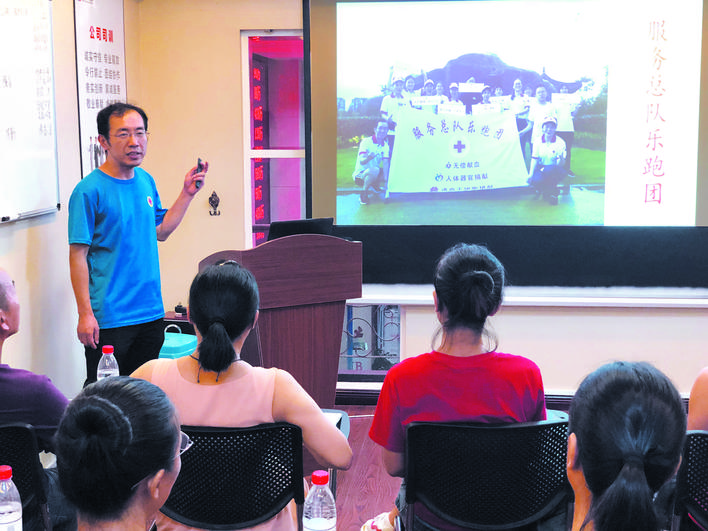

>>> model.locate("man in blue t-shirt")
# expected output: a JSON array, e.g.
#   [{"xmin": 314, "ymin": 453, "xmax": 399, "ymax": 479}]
[{"xmin": 68, "ymin": 102, "xmax": 208, "ymax": 385}]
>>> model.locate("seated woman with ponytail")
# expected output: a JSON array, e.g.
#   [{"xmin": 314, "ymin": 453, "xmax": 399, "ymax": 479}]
[
  {"xmin": 132, "ymin": 261, "xmax": 352, "ymax": 531},
  {"xmin": 54, "ymin": 376, "xmax": 186, "ymax": 531},
  {"xmin": 567, "ymin": 361, "xmax": 685, "ymax": 531},
  {"xmin": 363, "ymin": 243, "xmax": 547, "ymax": 531}
]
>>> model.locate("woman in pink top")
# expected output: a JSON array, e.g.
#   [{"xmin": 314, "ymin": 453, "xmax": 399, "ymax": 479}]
[{"xmin": 132, "ymin": 261, "xmax": 352, "ymax": 531}]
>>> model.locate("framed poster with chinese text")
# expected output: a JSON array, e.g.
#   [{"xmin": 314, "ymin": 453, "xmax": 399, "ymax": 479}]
[{"xmin": 74, "ymin": 0, "xmax": 127, "ymax": 178}]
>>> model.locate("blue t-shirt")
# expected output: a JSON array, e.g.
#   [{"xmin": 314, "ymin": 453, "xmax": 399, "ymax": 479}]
[{"xmin": 68, "ymin": 167, "xmax": 168, "ymax": 329}]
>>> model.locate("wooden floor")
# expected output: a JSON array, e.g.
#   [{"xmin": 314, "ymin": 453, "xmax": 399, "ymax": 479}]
[{"xmin": 336, "ymin": 405, "xmax": 402, "ymax": 531}]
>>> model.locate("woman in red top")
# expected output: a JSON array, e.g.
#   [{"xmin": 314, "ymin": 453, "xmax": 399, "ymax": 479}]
[{"xmin": 363, "ymin": 243, "xmax": 546, "ymax": 531}]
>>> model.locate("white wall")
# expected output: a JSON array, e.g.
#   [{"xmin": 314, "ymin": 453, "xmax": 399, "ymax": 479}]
[
  {"xmin": 1, "ymin": 0, "xmax": 303, "ymax": 397},
  {"xmin": 387, "ymin": 286, "xmax": 708, "ymax": 396},
  {"xmin": 130, "ymin": 0, "xmax": 303, "ymax": 312},
  {"xmin": 3, "ymin": 0, "xmax": 706, "ymax": 400},
  {"xmin": 0, "ymin": 0, "xmax": 85, "ymax": 397}
]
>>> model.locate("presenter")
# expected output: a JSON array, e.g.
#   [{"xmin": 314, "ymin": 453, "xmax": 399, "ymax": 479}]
[{"xmin": 69, "ymin": 102, "xmax": 208, "ymax": 386}]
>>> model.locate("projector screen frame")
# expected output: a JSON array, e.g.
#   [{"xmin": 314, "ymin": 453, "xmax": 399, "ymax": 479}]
[{"xmin": 304, "ymin": 0, "xmax": 708, "ymax": 288}]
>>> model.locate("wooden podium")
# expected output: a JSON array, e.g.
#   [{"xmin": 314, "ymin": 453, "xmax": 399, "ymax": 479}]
[{"xmin": 199, "ymin": 234, "xmax": 362, "ymax": 408}]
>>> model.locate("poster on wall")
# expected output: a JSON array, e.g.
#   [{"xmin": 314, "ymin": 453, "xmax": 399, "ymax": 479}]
[
  {"xmin": 0, "ymin": 0, "xmax": 59, "ymax": 223},
  {"xmin": 74, "ymin": 0, "xmax": 126, "ymax": 178}
]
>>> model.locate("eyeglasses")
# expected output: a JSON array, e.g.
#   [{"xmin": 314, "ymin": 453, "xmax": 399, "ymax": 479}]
[
  {"xmin": 111, "ymin": 130, "xmax": 149, "ymax": 141},
  {"xmin": 178, "ymin": 431, "xmax": 193, "ymax": 456},
  {"xmin": 130, "ymin": 431, "xmax": 193, "ymax": 491}
]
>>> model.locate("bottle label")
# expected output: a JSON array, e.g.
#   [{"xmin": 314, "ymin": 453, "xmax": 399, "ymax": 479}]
[
  {"xmin": 96, "ymin": 369, "xmax": 119, "ymax": 380},
  {"xmin": 0, "ymin": 500, "xmax": 22, "ymax": 530},
  {"xmin": 303, "ymin": 517, "xmax": 336, "ymax": 531}
]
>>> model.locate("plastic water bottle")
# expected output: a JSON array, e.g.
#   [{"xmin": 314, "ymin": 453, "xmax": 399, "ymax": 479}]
[
  {"xmin": 96, "ymin": 345, "xmax": 119, "ymax": 380},
  {"xmin": 303, "ymin": 469, "xmax": 336, "ymax": 531},
  {"xmin": 0, "ymin": 465, "xmax": 22, "ymax": 531}
]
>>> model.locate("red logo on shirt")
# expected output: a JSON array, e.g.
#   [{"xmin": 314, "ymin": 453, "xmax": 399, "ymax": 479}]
[{"xmin": 147, "ymin": 196, "xmax": 153, "ymax": 208}]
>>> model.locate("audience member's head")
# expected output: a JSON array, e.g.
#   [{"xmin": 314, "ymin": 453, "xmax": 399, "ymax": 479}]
[
  {"xmin": 0, "ymin": 268, "xmax": 20, "ymax": 347},
  {"xmin": 568, "ymin": 361, "xmax": 685, "ymax": 531},
  {"xmin": 433, "ymin": 243, "xmax": 505, "ymax": 344},
  {"xmin": 189, "ymin": 261, "xmax": 260, "ymax": 373},
  {"xmin": 55, "ymin": 376, "xmax": 184, "ymax": 527}
]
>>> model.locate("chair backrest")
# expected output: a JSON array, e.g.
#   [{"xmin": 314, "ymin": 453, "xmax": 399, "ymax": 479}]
[
  {"xmin": 405, "ymin": 418, "xmax": 570, "ymax": 530},
  {"xmin": 672, "ymin": 430, "xmax": 708, "ymax": 531},
  {"xmin": 160, "ymin": 423, "xmax": 305, "ymax": 530},
  {"xmin": 0, "ymin": 423, "xmax": 50, "ymax": 531}
]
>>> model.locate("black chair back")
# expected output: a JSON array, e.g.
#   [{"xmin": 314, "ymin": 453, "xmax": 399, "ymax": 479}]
[
  {"xmin": 0, "ymin": 423, "xmax": 50, "ymax": 531},
  {"xmin": 160, "ymin": 423, "xmax": 305, "ymax": 530},
  {"xmin": 404, "ymin": 418, "xmax": 571, "ymax": 530},
  {"xmin": 672, "ymin": 430, "xmax": 708, "ymax": 531}
]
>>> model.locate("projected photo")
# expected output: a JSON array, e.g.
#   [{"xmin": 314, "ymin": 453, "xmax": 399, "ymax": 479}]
[{"xmin": 334, "ymin": 0, "xmax": 702, "ymax": 227}]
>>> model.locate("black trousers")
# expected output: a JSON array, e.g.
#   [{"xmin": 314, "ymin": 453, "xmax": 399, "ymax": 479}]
[{"xmin": 83, "ymin": 318, "xmax": 165, "ymax": 386}]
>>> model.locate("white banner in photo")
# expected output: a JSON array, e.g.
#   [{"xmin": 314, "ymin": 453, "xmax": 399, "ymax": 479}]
[{"xmin": 388, "ymin": 110, "xmax": 527, "ymax": 194}]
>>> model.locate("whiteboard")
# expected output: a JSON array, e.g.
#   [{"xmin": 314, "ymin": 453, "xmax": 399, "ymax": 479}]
[{"xmin": 0, "ymin": 0, "xmax": 60, "ymax": 224}]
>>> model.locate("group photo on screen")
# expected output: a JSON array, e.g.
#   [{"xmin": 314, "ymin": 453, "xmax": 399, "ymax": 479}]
[
  {"xmin": 336, "ymin": 1, "xmax": 608, "ymax": 226},
  {"xmin": 333, "ymin": 0, "xmax": 702, "ymax": 228}
]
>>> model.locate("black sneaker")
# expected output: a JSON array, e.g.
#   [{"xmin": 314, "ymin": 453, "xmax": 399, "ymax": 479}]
[{"xmin": 359, "ymin": 192, "xmax": 370, "ymax": 205}]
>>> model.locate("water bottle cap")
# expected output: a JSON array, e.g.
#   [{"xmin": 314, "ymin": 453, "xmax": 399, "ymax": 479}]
[
  {"xmin": 102, "ymin": 345, "xmax": 114, "ymax": 355},
  {"xmin": 311, "ymin": 469, "xmax": 329, "ymax": 485},
  {"xmin": 0, "ymin": 465, "xmax": 12, "ymax": 480}
]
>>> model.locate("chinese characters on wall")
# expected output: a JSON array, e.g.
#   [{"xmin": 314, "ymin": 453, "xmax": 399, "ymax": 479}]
[{"xmin": 75, "ymin": 0, "xmax": 127, "ymax": 177}]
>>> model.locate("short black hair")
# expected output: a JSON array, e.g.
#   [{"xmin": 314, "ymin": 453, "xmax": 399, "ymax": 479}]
[{"xmin": 96, "ymin": 102, "xmax": 148, "ymax": 139}]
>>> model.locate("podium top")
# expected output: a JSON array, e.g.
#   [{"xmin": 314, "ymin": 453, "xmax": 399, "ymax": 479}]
[{"xmin": 199, "ymin": 234, "xmax": 362, "ymax": 309}]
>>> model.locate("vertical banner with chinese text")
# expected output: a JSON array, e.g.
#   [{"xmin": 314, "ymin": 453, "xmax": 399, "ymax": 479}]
[
  {"xmin": 74, "ymin": 0, "xmax": 127, "ymax": 178},
  {"xmin": 604, "ymin": 0, "xmax": 702, "ymax": 225}
]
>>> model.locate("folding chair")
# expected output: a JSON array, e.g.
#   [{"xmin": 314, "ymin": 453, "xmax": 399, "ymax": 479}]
[
  {"xmin": 160, "ymin": 423, "xmax": 305, "ymax": 530},
  {"xmin": 672, "ymin": 430, "xmax": 708, "ymax": 531},
  {"xmin": 0, "ymin": 423, "xmax": 51, "ymax": 531},
  {"xmin": 401, "ymin": 418, "xmax": 571, "ymax": 530}
]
